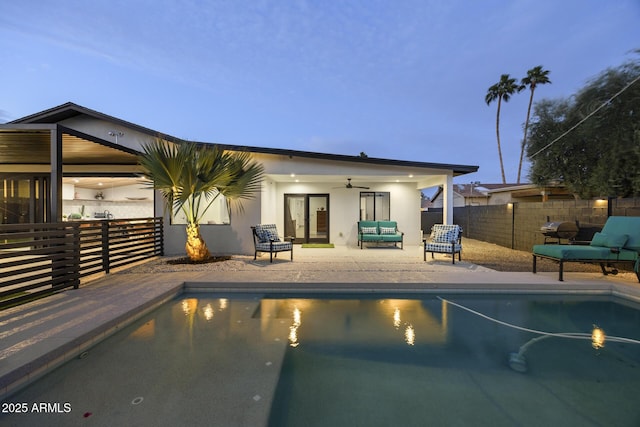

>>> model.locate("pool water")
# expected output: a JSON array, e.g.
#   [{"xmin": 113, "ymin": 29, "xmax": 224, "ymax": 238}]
[{"xmin": 2, "ymin": 294, "xmax": 640, "ymax": 427}]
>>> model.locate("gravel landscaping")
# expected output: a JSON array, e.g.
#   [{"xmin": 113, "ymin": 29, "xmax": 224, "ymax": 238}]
[{"xmin": 122, "ymin": 238, "xmax": 639, "ymax": 280}]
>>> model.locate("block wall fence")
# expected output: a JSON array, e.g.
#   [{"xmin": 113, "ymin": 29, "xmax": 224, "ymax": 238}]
[{"xmin": 422, "ymin": 197, "xmax": 640, "ymax": 252}]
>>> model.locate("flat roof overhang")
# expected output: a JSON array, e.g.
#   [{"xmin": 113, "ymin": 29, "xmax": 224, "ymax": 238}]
[{"xmin": 0, "ymin": 124, "xmax": 142, "ymax": 172}]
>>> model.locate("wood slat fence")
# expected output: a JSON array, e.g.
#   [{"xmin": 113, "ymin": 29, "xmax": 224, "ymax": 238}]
[{"xmin": 0, "ymin": 218, "xmax": 163, "ymax": 308}]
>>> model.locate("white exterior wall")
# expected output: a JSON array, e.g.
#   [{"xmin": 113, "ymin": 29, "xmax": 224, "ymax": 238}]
[
  {"xmin": 53, "ymin": 115, "xmax": 460, "ymax": 255},
  {"xmin": 263, "ymin": 181, "xmax": 422, "ymax": 247}
]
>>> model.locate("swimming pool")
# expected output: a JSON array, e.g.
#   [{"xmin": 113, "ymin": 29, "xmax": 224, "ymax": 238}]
[{"xmin": 2, "ymin": 293, "xmax": 640, "ymax": 426}]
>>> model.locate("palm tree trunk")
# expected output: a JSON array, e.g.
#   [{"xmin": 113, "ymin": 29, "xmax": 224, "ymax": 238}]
[
  {"xmin": 518, "ymin": 89, "xmax": 535, "ymax": 183},
  {"xmin": 495, "ymin": 98, "xmax": 507, "ymax": 184},
  {"xmin": 185, "ymin": 223, "xmax": 211, "ymax": 262}
]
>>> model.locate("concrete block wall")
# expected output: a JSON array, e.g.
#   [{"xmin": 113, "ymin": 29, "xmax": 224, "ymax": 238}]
[{"xmin": 445, "ymin": 197, "xmax": 640, "ymax": 252}]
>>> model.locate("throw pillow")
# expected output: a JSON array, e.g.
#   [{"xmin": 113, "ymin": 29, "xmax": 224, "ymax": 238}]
[
  {"xmin": 590, "ymin": 232, "xmax": 628, "ymax": 248},
  {"xmin": 255, "ymin": 228, "xmax": 269, "ymax": 243},
  {"xmin": 265, "ymin": 229, "xmax": 280, "ymax": 241},
  {"xmin": 380, "ymin": 226, "xmax": 396, "ymax": 235},
  {"xmin": 361, "ymin": 226, "xmax": 377, "ymax": 234},
  {"xmin": 433, "ymin": 229, "xmax": 455, "ymax": 243},
  {"xmin": 590, "ymin": 232, "xmax": 608, "ymax": 247}
]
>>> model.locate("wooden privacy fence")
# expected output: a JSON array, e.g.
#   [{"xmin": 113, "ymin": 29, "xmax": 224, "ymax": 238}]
[{"xmin": 0, "ymin": 218, "xmax": 163, "ymax": 308}]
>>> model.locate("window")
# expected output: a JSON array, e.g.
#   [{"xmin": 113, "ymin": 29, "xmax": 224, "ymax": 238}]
[
  {"xmin": 172, "ymin": 195, "xmax": 230, "ymax": 225},
  {"xmin": 360, "ymin": 192, "xmax": 390, "ymax": 221}
]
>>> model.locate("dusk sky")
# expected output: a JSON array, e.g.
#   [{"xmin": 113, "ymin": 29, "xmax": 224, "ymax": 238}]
[{"xmin": 2, "ymin": 1, "xmax": 639, "ymax": 187}]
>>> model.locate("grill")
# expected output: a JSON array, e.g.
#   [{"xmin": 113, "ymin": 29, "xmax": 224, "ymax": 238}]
[{"xmin": 540, "ymin": 221, "xmax": 579, "ymax": 244}]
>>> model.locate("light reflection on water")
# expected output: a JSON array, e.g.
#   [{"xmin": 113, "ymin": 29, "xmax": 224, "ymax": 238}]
[
  {"xmin": 266, "ymin": 294, "xmax": 640, "ymax": 427},
  {"xmin": 3, "ymin": 294, "xmax": 640, "ymax": 427}
]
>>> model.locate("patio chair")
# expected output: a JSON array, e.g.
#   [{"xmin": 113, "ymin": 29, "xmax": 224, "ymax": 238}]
[
  {"xmin": 423, "ymin": 224, "xmax": 462, "ymax": 264},
  {"xmin": 251, "ymin": 224, "xmax": 294, "ymax": 262}
]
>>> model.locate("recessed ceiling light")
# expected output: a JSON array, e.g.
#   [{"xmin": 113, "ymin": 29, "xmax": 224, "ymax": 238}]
[
  {"xmin": 408, "ymin": 174, "xmax": 414, "ymax": 178},
  {"xmin": 290, "ymin": 173, "xmax": 295, "ymax": 178}
]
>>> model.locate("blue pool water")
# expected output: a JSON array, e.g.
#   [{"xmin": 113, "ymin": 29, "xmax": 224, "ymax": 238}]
[{"xmin": 2, "ymin": 293, "xmax": 640, "ymax": 427}]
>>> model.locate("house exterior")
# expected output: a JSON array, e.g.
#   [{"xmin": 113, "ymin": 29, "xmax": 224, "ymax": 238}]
[{"xmin": 0, "ymin": 103, "xmax": 478, "ymax": 255}]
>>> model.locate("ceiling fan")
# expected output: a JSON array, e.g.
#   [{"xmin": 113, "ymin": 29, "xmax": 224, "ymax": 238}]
[{"xmin": 340, "ymin": 178, "xmax": 370, "ymax": 189}]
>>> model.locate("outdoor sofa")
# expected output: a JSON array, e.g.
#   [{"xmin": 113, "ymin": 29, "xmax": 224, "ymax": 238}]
[
  {"xmin": 357, "ymin": 220, "xmax": 404, "ymax": 249},
  {"xmin": 532, "ymin": 216, "xmax": 640, "ymax": 282},
  {"xmin": 251, "ymin": 224, "xmax": 294, "ymax": 262},
  {"xmin": 423, "ymin": 224, "xmax": 463, "ymax": 264}
]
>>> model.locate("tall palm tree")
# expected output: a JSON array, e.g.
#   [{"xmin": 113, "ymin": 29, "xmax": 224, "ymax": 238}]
[
  {"xmin": 518, "ymin": 66, "xmax": 551, "ymax": 183},
  {"xmin": 138, "ymin": 139, "xmax": 264, "ymax": 262},
  {"xmin": 485, "ymin": 74, "xmax": 524, "ymax": 183}
]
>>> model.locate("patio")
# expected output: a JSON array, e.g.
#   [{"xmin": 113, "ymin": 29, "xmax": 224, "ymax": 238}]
[{"xmin": 2, "ymin": 242, "xmax": 640, "ymax": 402}]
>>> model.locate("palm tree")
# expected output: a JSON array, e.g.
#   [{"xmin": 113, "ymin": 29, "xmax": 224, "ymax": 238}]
[
  {"xmin": 518, "ymin": 66, "xmax": 551, "ymax": 183},
  {"xmin": 138, "ymin": 139, "xmax": 264, "ymax": 262},
  {"xmin": 485, "ymin": 74, "xmax": 524, "ymax": 183}
]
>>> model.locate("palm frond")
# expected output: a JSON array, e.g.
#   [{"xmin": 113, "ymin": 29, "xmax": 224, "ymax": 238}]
[{"xmin": 138, "ymin": 139, "xmax": 264, "ymax": 225}]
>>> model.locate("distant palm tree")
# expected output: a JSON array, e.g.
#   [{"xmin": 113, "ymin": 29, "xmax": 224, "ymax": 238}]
[
  {"xmin": 485, "ymin": 74, "xmax": 524, "ymax": 183},
  {"xmin": 139, "ymin": 139, "xmax": 264, "ymax": 262},
  {"xmin": 518, "ymin": 66, "xmax": 551, "ymax": 183}
]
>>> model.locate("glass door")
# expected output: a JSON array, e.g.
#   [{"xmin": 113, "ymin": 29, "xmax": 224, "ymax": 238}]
[
  {"xmin": 284, "ymin": 195, "xmax": 306, "ymax": 241},
  {"xmin": 284, "ymin": 194, "xmax": 329, "ymax": 244},
  {"xmin": 308, "ymin": 194, "xmax": 329, "ymax": 243}
]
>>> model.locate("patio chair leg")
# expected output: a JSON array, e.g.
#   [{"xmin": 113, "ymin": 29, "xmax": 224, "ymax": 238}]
[
  {"xmin": 559, "ymin": 260, "xmax": 564, "ymax": 281},
  {"xmin": 532, "ymin": 255, "xmax": 537, "ymax": 274},
  {"xmin": 599, "ymin": 262, "xmax": 609, "ymax": 276}
]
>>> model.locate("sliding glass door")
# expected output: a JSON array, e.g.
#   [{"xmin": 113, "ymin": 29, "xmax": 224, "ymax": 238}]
[{"xmin": 284, "ymin": 194, "xmax": 329, "ymax": 243}]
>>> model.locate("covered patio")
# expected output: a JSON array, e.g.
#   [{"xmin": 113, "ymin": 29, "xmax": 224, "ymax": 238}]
[{"xmin": 1, "ymin": 102, "xmax": 478, "ymax": 255}]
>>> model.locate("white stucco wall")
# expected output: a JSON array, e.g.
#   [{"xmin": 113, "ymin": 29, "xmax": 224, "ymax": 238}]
[
  {"xmin": 270, "ymin": 181, "xmax": 422, "ymax": 247},
  {"xmin": 53, "ymin": 115, "xmax": 458, "ymax": 254}
]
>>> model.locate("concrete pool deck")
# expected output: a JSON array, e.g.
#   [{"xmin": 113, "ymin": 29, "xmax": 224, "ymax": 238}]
[{"xmin": 2, "ymin": 243, "xmax": 640, "ymax": 406}]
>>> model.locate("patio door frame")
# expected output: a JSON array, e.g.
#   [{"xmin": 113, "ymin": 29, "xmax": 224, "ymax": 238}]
[{"xmin": 284, "ymin": 193, "xmax": 330, "ymax": 244}]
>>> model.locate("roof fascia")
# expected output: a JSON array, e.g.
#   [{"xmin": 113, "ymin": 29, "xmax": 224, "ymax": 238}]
[
  {"xmin": 11, "ymin": 103, "xmax": 479, "ymax": 176},
  {"xmin": 211, "ymin": 143, "xmax": 479, "ymax": 175}
]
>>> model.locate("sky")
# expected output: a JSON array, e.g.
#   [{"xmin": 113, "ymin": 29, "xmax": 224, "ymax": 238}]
[{"xmin": 1, "ymin": 0, "xmax": 639, "ymax": 188}]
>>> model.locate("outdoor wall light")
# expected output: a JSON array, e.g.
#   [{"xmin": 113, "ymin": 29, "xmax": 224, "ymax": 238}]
[{"xmin": 107, "ymin": 131, "xmax": 124, "ymax": 144}]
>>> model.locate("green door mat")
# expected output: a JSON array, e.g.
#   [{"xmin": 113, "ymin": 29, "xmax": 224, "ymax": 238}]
[{"xmin": 301, "ymin": 243, "xmax": 334, "ymax": 248}]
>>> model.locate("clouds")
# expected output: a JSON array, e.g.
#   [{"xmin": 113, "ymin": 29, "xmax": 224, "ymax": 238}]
[{"xmin": 2, "ymin": 0, "xmax": 639, "ymax": 183}]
